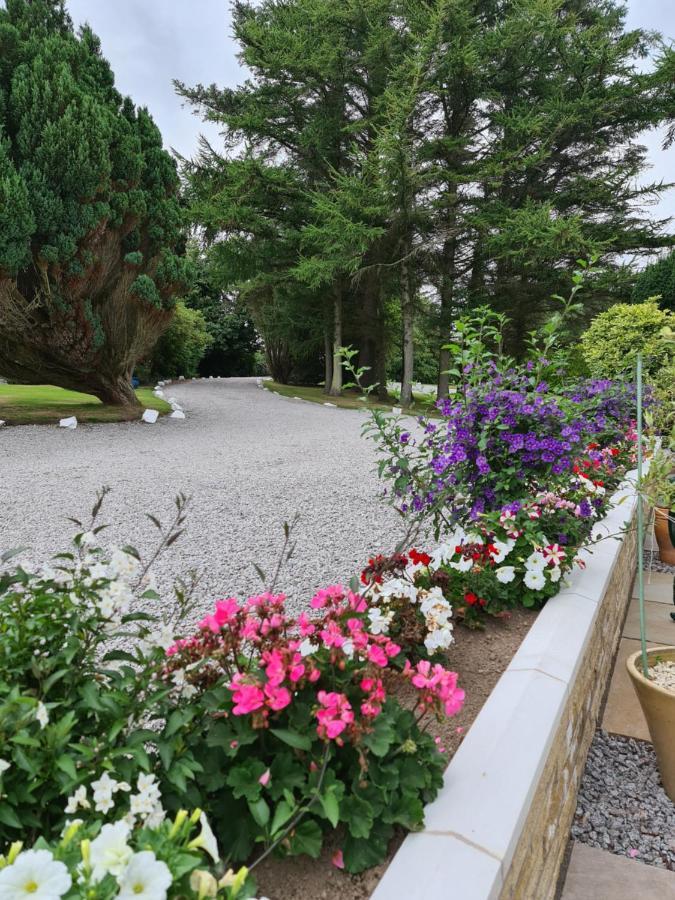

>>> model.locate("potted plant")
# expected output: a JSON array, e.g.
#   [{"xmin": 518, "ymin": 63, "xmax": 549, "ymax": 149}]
[{"xmin": 627, "ymin": 352, "xmax": 675, "ymax": 801}]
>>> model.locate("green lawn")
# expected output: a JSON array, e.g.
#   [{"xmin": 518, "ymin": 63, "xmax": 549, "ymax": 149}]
[
  {"xmin": 263, "ymin": 380, "xmax": 437, "ymax": 414},
  {"xmin": 0, "ymin": 384, "xmax": 171, "ymax": 425}
]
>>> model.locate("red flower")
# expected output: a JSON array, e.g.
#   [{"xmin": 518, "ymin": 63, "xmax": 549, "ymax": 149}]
[
  {"xmin": 464, "ymin": 592, "xmax": 479, "ymax": 606},
  {"xmin": 409, "ymin": 548, "xmax": 432, "ymax": 566}
]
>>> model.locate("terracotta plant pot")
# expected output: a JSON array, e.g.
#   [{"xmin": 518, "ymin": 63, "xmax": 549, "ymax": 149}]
[
  {"xmin": 654, "ymin": 507, "xmax": 675, "ymax": 565},
  {"xmin": 627, "ymin": 647, "xmax": 675, "ymax": 802}
]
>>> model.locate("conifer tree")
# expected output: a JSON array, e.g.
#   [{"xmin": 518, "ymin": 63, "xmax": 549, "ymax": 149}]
[{"xmin": 0, "ymin": 0, "xmax": 188, "ymax": 405}]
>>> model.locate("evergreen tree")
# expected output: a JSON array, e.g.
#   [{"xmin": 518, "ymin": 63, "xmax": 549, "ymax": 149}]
[
  {"xmin": 633, "ymin": 253, "xmax": 675, "ymax": 312},
  {"xmin": 0, "ymin": 0, "xmax": 188, "ymax": 405}
]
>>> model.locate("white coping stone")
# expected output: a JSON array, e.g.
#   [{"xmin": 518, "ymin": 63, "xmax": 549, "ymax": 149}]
[
  {"xmin": 59, "ymin": 416, "xmax": 77, "ymax": 429},
  {"xmin": 141, "ymin": 409, "xmax": 159, "ymax": 424},
  {"xmin": 0, "ymin": 420, "xmax": 5, "ymax": 426},
  {"xmin": 324, "ymin": 402, "xmax": 337, "ymax": 407},
  {"xmin": 170, "ymin": 410, "xmax": 186, "ymax": 420},
  {"xmin": 392, "ymin": 406, "xmax": 402, "ymax": 414},
  {"xmin": 373, "ymin": 473, "xmax": 639, "ymax": 900},
  {"xmin": 179, "ymin": 375, "xmax": 185, "ymax": 381}
]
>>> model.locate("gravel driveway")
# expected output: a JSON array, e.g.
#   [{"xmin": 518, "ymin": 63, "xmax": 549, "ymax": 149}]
[{"xmin": 0, "ymin": 379, "xmax": 404, "ymax": 622}]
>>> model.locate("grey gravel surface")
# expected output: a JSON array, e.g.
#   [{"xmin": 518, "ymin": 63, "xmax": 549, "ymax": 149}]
[
  {"xmin": 572, "ymin": 730, "xmax": 675, "ymax": 868},
  {"xmin": 0, "ymin": 379, "xmax": 404, "ymax": 624},
  {"xmin": 644, "ymin": 548, "xmax": 675, "ymax": 576}
]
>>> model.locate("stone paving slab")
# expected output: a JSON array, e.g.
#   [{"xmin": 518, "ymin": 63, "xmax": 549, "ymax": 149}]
[
  {"xmin": 632, "ymin": 571, "xmax": 674, "ymax": 605},
  {"xmin": 602, "ymin": 637, "xmax": 655, "ymax": 740},
  {"xmin": 623, "ymin": 597, "xmax": 675, "ymax": 644},
  {"xmin": 561, "ymin": 842, "xmax": 675, "ymax": 899}
]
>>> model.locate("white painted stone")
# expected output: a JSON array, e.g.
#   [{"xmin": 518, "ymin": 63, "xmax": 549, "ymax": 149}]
[
  {"xmin": 170, "ymin": 410, "xmax": 186, "ymax": 420},
  {"xmin": 178, "ymin": 375, "xmax": 185, "ymax": 381},
  {"xmin": 392, "ymin": 406, "xmax": 402, "ymax": 414},
  {"xmin": 59, "ymin": 416, "xmax": 77, "ymax": 429},
  {"xmin": 0, "ymin": 420, "xmax": 5, "ymax": 426},
  {"xmin": 142, "ymin": 409, "xmax": 159, "ymax": 424},
  {"xmin": 323, "ymin": 402, "xmax": 337, "ymax": 407}
]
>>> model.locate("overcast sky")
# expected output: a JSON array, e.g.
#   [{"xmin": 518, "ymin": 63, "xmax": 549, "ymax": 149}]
[{"xmin": 65, "ymin": 0, "xmax": 674, "ymax": 227}]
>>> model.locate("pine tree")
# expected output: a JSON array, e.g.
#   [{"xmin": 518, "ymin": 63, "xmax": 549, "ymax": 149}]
[{"xmin": 0, "ymin": 0, "xmax": 188, "ymax": 405}]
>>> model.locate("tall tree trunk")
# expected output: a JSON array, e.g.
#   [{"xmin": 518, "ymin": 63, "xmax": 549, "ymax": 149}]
[
  {"xmin": 92, "ymin": 373, "xmax": 140, "ymax": 407},
  {"xmin": 400, "ymin": 252, "xmax": 414, "ymax": 407},
  {"xmin": 323, "ymin": 322, "xmax": 333, "ymax": 394},
  {"xmin": 437, "ymin": 230, "xmax": 457, "ymax": 400},
  {"xmin": 329, "ymin": 285, "xmax": 343, "ymax": 396}
]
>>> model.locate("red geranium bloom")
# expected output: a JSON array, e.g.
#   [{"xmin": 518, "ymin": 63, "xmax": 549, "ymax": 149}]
[{"xmin": 409, "ymin": 548, "xmax": 432, "ymax": 567}]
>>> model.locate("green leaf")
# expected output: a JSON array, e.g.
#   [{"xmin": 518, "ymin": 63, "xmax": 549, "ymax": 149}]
[
  {"xmin": 55, "ymin": 754, "xmax": 77, "ymax": 781},
  {"xmin": 343, "ymin": 823, "xmax": 393, "ymax": 873},
  {"xmin": 320, "ymin": 790, "xmax": 340, "ymax": 828},
  {"xmin": 270, "ymin": 799, "xmax": 295, "ymax": 837},
  {"xmin": 226, "ymin": 759, "xmax": 266, "ymax": 801},
  {"xmin": 248, "ymin": 796, "xmax": 270, "ymax": 828},
  {"xmin": 269, "ymin": 728, "xmax": 312, "ymax": 751},
  {"xmin": 0, "ymin": 804, "xmax": 22, "ymax": 829},
  {"xmin": 287, "ymin": 818, "xmax": 322, "ymax": 858}
]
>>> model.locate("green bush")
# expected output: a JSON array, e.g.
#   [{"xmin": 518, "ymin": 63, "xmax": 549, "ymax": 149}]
[
  {"xmin": 578, "ymin": 300, "xmax": 675, "ymax": 379},
  {"xmin": 149, "ymin": 302, "xmax": 213, "ymax": 379},
  {"xmin": 633, "ymin": 253, "xmax": 675, "ymax": 312}
]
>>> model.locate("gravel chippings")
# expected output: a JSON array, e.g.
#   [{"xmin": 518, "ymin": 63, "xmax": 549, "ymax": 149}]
[
  {"xmin": 643, "ymin": 548, "xmax": 675, "ymax": 576},
  {"xmin": 0, "ymin": 378, "xmax": 405, "ymax": 626},
  {"xmin": 572, "ymin": 730, "xmax": 675, "ymax": 868}
]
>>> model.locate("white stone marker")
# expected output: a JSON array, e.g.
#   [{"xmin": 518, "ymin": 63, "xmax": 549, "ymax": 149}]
[
  {"xmin": 142, "ymin": 409, "xmax": 159, "ymax": 424},
  {"xmin": 170, "ymin": 410, "xmax": 186, "ymax": 419},
  {"xmin": 59, "ymin": 416, "xmax": 77, "ymax": 429}
]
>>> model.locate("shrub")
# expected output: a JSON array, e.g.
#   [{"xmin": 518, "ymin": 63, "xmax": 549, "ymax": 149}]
[
  {"xmin": 148, "ymin": 302, "xmax": 213, "ymax": 379},
  {"xmin": 578, "ymin": 300, "xmax": 674, "ymax": 379}
]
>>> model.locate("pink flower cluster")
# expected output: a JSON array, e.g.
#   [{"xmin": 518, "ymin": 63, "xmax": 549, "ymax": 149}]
[
  {"xmin": 404, "ymin": 659, "xmax": 465, "ymax": 717},
  {"xmin": 316, "ymin": 691, "xmax": 355, "ymax": 741}
]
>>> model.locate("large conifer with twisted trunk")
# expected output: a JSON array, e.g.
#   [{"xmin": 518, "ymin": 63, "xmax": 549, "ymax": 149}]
[{"xmin": 0, "ymin": 0, "xmax": 188, "ymax": 406}]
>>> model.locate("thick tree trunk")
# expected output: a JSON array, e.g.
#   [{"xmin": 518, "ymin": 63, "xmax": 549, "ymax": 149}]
[
  {"xmin": 93, "ymin": 373, "xmax": 141, "ymax": 407},
  {"xmin": 329, "ymin": 286, "xmax": 343, "ymax": 396},
  {"xmin": 400, "ymin": 254, "xmax": 414, "ymax": 408}
]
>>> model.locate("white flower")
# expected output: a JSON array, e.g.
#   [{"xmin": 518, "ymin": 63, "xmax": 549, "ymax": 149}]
[
  {"xmin": 148, "ymin": 624, "xmax": 175, "ymax": 651},
  {"xmin": 524, "ymin": 551, "xmax": 546, "ymax": 572},
  {"xmin": 116, "ymin": 851, "xmax": 172, "ymax": 900},
  {"xmin": 170, "ymin": 669, "xmax": 198, "ymax": 700},
  {"xmin": 190, "ymin": 869, "xmax": 218, "ymax": 898},
  {"xmin": 80, "ymin": 531, "xmax": 97, "ymax": 547},
  {"xmin": 523, "ymin": 568, "xmax": 546, "ymax": 591},
  {"xmin": 549, "ymin": 566, "xmax": 562, "ymax": 583},
  {"xmin": 65, "ymin": 785, "xmax": 90, "ymax": 814},
  {"xmin": 0, "ymin": 759, "xmax": 9, "ymax": 775},
  {"xmin": 188, "ymin": 812, "xmax": 220, "ymax": 863},
  {"xmin": 449, "ymin": 555, "xmax": 473, "ymax": 574},
  {"xmin": 429, "ymin": 542, "xmax": 456, "ymax": 569},
  {"xmin": 298, "ymin": 638, "xmax": 318, "ymax": 657},
  {"xmin": 495, "ymin": 566, "xmax": 516, "ymax": 584},
  {"xmin": 378, "ymin": 578, "xmax": 418, "ymax": 603},
  {"xmin": 367, "ymin": 607, "xmax": 393, "ymax": 635},
  {"xmin": 491, "ymin": 539, "xmax": 515, "ymax": 564},
  {"xmin": 108, "ymin": 549, "xmax": 140, "ymax": 581},
  {"xmin": 89, "ymin": 821, "xmax": 132, "ymax": 882},
  {"xmin": 424, "ymin": 627, "xmax": 454, "ymax": 654},
  {"xmin": 35, "ymin": 702, "xmax": 49, "ymax": 729},
  {"xmin": 91, "ymin": 772, "xmax": 128, "ymax": 814},
  {"xmin": 0, "ymin": 849, "xmax": 71, "ymax": 899}
]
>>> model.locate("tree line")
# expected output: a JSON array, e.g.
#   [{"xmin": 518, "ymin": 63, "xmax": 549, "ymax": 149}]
[{"xmin": 0, "ymin": 0, "xmax": 674, "ymax": 407}]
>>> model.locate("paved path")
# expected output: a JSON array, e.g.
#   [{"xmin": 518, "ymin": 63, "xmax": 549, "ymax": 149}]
[{"xmin": 0, "ymin": 379, "xmax": 403, "ymax": 623}]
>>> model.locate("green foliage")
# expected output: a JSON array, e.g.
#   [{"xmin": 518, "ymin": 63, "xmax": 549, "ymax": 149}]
[
  {"xmin": 0, "ymin": 491, "xmax": 193, "ymax": 845},
  {"xmin": 147, "ymin": 301, "xmax": 212, "ymax": 379},
  {"xmin": 579, "ymin": 301, "xmax": 675, "ymax": 379},
  {"xmin": 0, "ymin": 0, "xmax": 188, "ymax": 404},
  {"xmin": 633, "ymin": 253, "xmax": 675, "ymax": 312}
]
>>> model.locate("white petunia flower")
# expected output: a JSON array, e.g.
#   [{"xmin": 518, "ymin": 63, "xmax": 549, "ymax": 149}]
[
  {"xmin": 0, "ymin": 759, "xmax": 9, "ymax": 775},
  {"xmin": 188, "ymin": 812, "xmax": 220, "ymax": 863},
  {"xmin": 449, "ymin": 555, "xmax": 473, "ymax": 574},
  {"xmin": 495, "ymin": 566, "xmax": 516, "ymax": 584},
  {"xmin": 524, "ymin": 551, "xmax": 546, "ymax": 572},
  {"xmin": 0, "ymin": 849, "xmax": 71, "ymax": 899},
  {"xmin": 490, "ymin": 539, "xmax": 515, "ymax": 564},
  {"xmin": 89, "ymin": 821, "xmax": 132, "ymax": 882},
  {"xmin": 523, "ymin": 568, "xmax": 546, "ymax": 591},
  {"xmin": 429, "ymin": 542, "xmax": 456, "ymax": 569},
  {"xmin": 35, "ymin": 702, "xmax": 49, "ymax": 729},
  {"xmin": 116, "ymin": 851, "xmax": 172, "ymax": 900},
  {"xmin": 549, "ymin": 566, "xmax": 562, "ymax": 583}
]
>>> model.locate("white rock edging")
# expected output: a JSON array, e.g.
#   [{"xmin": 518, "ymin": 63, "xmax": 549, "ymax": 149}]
[{"xmin": 372, "ymin": 474, "xmax": 639, "ymax": 900}]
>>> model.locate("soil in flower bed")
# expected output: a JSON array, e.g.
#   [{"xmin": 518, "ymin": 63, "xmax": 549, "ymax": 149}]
[{"xmin": 253, "ymin": 608, "xmax": 536, "ymax": 900}]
